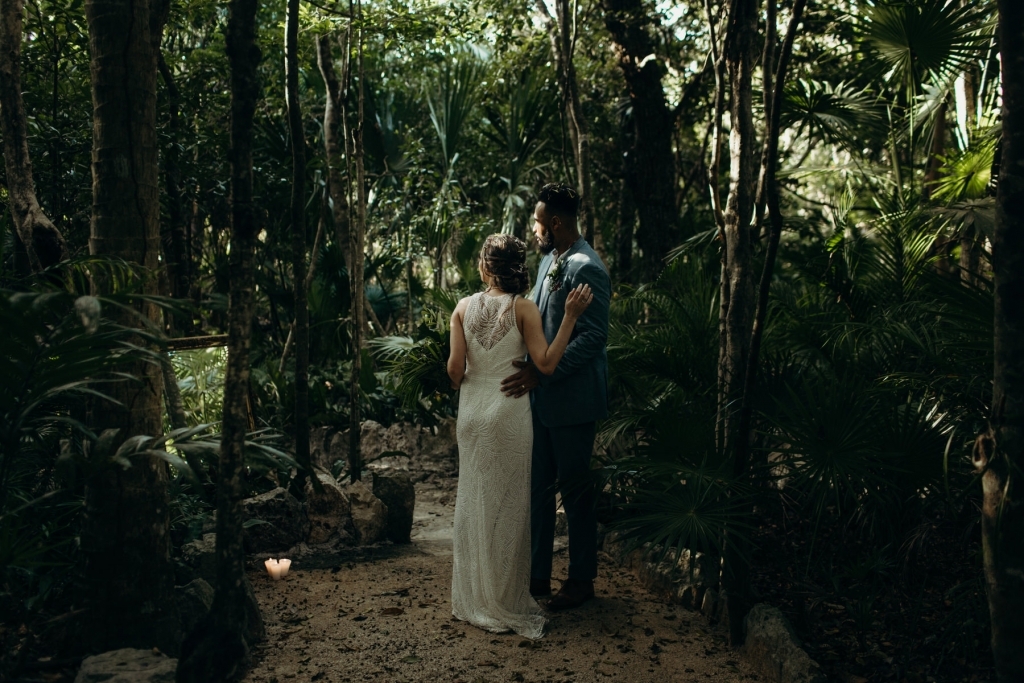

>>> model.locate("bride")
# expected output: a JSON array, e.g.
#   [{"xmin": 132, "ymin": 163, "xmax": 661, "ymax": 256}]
[{"xmin": 446, "ymin": 233, "xmax": 593, "ymax": 639}]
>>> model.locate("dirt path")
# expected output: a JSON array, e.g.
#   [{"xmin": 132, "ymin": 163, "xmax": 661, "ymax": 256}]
[{"xmin": 242, "ymin": 473, "xmax": 755, "ymax": 683}]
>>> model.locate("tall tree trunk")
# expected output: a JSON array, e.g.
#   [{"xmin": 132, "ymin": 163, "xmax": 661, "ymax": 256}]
[
  {"xmin": 0, "ymin": 0, "xmax": 68, "ymax": 272},
  {"xmin": 722, "ymin": 0, "xmax": 807, "ymax": 645},
  {"xmin": 975, "ymin": 3, "xmax": 1024, "ymax": 679},
  {"xmin": 616, "ymin": 165, "xmax": 636, "ymax": 282},
  {"xmin": 348, "ymin": 2, "xmax": 367, "ymax": 483},
  {"xmin": 176, "ymin": 0, "xmax": 262, "ymax": 679},
  {"xmin": 286, "ymin": 0, "xmax": 311, "ymax": 490},
  {"xmin": 81, "ymin": 0, "xmax": 175, "ymax": 653},
  {"xmin": 924, "ymin": 99, "xmax": 948, "ymax": 200},
  {"xmin": 716, "ymin": 0, "xmax": 759, "ymax": 458},
  {"xmin": 603, "ymin": 0, "xmax": 677, "ymax": 279},
  {"xmin": 157, "ymin": 53, "xmax": 193, "ymax": 329},
  {"xmin": 708, "ymin": 0, "xmax": 760, "ymax": 649},
  {"xmin": 536, "ymin": 0, "xmax": 597, "ymax": 252},
  {"xmin": 316, "ymin": 34, "xmax": 351, "ymax": 269}
]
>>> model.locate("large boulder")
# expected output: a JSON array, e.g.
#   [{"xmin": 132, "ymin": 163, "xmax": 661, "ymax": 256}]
[
  {"xmin": 175, "ymin": 579, "xmax": 214, "ymax": 644},
  {"xmin": 323, "ymin": 431, "xmax": 356, "ymax": 475},
  {"xmin": 344, "ymin": 479, "xmax": 388, "ymax": 545},
  {"xmin": 176, "ymin": 534, "xmax": 264, "ymax": 645},
  {"xmin": 743, "ymin": 604, "xmax": 825, "ymax": 683},
  {"xmin": 309, "ymin": 426, "xmax": 336, "ymax": 472},
  {"xmin": 313, "ymin": 419, "xmax": 459, "ymax": 480},
  {"xmin": 361, "ymin": 420, "xmax": 421, "ymax": 462},
  {"xmin": 75, "ymin": 648, "xmax": 176, "ymax": 683},
  {"xmin": 419, "ymin": 418, "xmax": 458, "ymax": 476},
  {"xmin": 305, "ymin": 469, "xmax": 353, "ymax": 545},
  {"xmin": 179, "ymin": 533, "xmax": 217, "ymax": 584},
  {"xmin": 241, "ymin": 487, "xmax": 309, "ymax": 553},
  {"xmin": 372, "ymin": 470, "xmax": 415, "ymax": 544}
]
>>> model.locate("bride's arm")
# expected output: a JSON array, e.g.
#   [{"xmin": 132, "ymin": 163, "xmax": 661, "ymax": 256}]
[
  {"xmin": 447, "ymin": 298, "xmax": 470, "ymax": 389},
  {"xmin": 518, "ymin": 284, "xmax": 593, "ymax": 375}
]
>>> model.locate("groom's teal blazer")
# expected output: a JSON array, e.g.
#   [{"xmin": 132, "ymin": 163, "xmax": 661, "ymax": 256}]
[{"xmin": 530, "ymin": 236, "xmax": 611, "ymax": 428}]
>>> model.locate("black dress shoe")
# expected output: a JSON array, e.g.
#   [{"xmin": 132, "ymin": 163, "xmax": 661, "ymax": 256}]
[
  {"xmin": 529, "ymin": 579, "xmax": 551, "ymax": 597},
  {"xmin": 546, "ymin": 578, "xmax": 594, "ymax": 611}
]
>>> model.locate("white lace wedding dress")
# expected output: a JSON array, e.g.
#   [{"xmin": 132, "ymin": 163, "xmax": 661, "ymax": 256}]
[{"xmin": 451, "ymin": 292, "xmax": 546, "ymax": 639}]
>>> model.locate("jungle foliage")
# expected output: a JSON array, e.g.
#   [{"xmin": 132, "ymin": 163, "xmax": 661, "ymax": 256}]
[{"xmin": 0, "ymin": 0, "xmax": 1014, "ymax": 680}]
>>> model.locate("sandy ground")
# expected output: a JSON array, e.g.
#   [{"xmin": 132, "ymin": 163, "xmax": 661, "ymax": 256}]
[{"xmin": 241, "ymin": 475, "xmax": 756, "ymax": 683}]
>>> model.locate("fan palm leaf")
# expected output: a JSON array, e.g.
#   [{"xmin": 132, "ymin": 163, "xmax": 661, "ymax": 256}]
[{"xmin": 860, "ymin": 0, "xmax": 987, "ymax": 91}]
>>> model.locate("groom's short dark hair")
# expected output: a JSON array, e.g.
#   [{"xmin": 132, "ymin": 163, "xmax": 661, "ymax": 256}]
[{"xmin": 538, "ymin": 183, "xmax": 580, "ymax": 218}]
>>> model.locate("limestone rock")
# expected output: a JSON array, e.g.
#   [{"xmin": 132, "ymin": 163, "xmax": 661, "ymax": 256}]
[
  {"xmin": 323, "ymin": 431, "xmax": 350, "ymax": 472},
  {"xmin": 361, "ymin": 420, "xmax": 421, "ymax": 462},
  {"xmin": 175, "ymin": 535, "xmax": 264, "ymax": 645},
  {"xmin": 601, "ymin": 534, "xmax": 715, "ymax": 610},
  {"xmin": 419, "ymin": 418, "xmax": 458, "ymax": 476},
  {"xmin": 242, "ymin": 574, "xmax": 266, "ymax": 644},
  {"xmin": 179, "ymin": 533, "xmax": 217, "ymax": 584},
  {"xmin": 372, "ymin": 470, "xmax": 415, "ymax": 544},
  {"xmin": 309, "ymin": 426, "xmax": 336, "ymax": 472},
  {"xmin": 744, "ymin": 604, "xmax": 825, "ymax": 683},
  {"xmin": 315, "ymin": 419, "xmax": 458, "ymax": 480},
  {"xmin": 75, "ymin": 648, "xmax": 176, "ymax": 683},
  {"xmin": 305, "ymin": 469, "xmax": 353, "ymax": 545},
  {"xmin": 241, "ymin": 487, "xmax": 309, "ymax": 553},
  {"xmin": 700, "ymin": 587, "xmax": 721, "ymax": 622},
  {"xmin": 344, "ymin": 479, "xmax": 388, "ymax": 545},
  {"xmin": 175, "ymin": 579, "xmax": 213, "ymax": 643}
]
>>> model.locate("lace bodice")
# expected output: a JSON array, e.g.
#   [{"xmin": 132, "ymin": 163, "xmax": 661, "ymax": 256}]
[{"xmin": 464, "ymin": 292, "xmax": 517, "ymax": 350}]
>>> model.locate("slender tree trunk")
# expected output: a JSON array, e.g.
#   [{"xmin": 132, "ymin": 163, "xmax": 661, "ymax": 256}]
[
  {"xmin": 0, "ymin": 0, "xmax": 68, "ymax": 272},
  {"xmin": 960, "ymin": 225, "xmax": 981, "ymax": 285},
  {"xmin": 157, "ymin": 53, "xmax": 193, "ymax": 328},
  {"xmin": 715, "ymin": 0, "xmax": 760, "ymax": 645},
  {"xmin": 348, "ymin": 2, "xmax": 367, "ymax": 483},
  {"xmin": 537, "ymin": 0, "xmax": 598, "ymax": 252},
  {"xmin": 50, "ymin": 25, "xmax": 61, "ymax": 223},
  {"xmin": 722, "ymin": 0, "xmax": 807, "ymax": 645},
  {"xmin": 285, "ymin": 0, "xmax": 311, "ymax": 491},
  {"xmin": 716, "ymin": 0, "xmax": 759, "ymax": 457},
  {"xmin": 603, "ymin": 0, "xmax": 678, "ymax": 279},
  {"xmin": 316, "ymin": 34, "xmax": 351, "ymax": 269},
  {"xmin": 616, "ymin": 168, "xmax": 636, "ymax": 282},
  {"xmin": 81, "ymin": 0, "xmax": 175, "ymax": 653},
  {"xmin": 975, "ymin": 3, "xmax": 1024, "ymax": 679},
  {"xmin": 163, "ymin": 359, "xmax": 188, "ymax": 430},
  {"xmin": 176, "ymin": 0, "xmax": 262, "ymax": 679},
  {"xmin": 924, "ymin": 99, "xmax": 948, "ymax": 200},
  {"xmin": 706, "ymin": 0, "xmax": 727, "ymax": 232}
]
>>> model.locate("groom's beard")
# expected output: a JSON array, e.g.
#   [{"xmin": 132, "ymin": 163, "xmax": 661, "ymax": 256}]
[{"xmin": 537, "ymin": 230, "xmax": 555, "ymax": 255}]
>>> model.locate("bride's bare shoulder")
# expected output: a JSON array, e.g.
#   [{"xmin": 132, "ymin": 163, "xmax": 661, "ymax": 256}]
[
  {"xmin": 514, "ymin": 296, "xmax": 540, "ymax": 319},
  {"xmin": 451, "ymin": 294, "xmax": 475, "ymax": 322}
]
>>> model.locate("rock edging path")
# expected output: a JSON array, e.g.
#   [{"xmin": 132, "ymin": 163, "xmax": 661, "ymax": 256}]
[{"xmin": 240, "ymin": 423, "xmax": 757, "ymax": 683}]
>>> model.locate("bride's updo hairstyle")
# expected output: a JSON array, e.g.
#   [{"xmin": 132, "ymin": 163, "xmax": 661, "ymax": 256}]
[{"xmin": 480, "ymin": 234, "xmax": 530, "ymax": 295}]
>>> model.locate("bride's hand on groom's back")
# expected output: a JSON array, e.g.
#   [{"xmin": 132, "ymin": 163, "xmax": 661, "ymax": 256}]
[{"xmin": 564, "ymin": 284, "xmax": 594, "ymax": 320}]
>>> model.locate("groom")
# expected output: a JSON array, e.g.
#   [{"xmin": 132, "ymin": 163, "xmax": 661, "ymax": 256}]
[{"xmin": 501, "ymin": 182, "xmax": 611, "ymax": 611}]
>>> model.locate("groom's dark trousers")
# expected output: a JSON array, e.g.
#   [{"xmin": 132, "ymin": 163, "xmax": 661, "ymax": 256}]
[
  {"xmin": 528, "ymin": 236, "xmax": 610, "ymax": 584},
  {"xmin": 530, "ymin": 418, "xmax": 598, "ymax": 581}
]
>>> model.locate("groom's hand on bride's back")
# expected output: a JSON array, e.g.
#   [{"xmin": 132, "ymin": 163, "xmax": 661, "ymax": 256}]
[{"xmin": 501, "ymin": 360, "xmax": 540, "ymax": 398}]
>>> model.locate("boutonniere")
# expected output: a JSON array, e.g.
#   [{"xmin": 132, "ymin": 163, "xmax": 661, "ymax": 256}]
[{"xmin": 546, "ymin": 255, "xmax": 566, "ymax": 292}]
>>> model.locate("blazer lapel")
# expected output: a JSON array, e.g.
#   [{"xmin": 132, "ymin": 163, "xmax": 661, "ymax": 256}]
[{"xmin": 535, "ymin": 253, "xmax": 554, "ymax": 315}]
